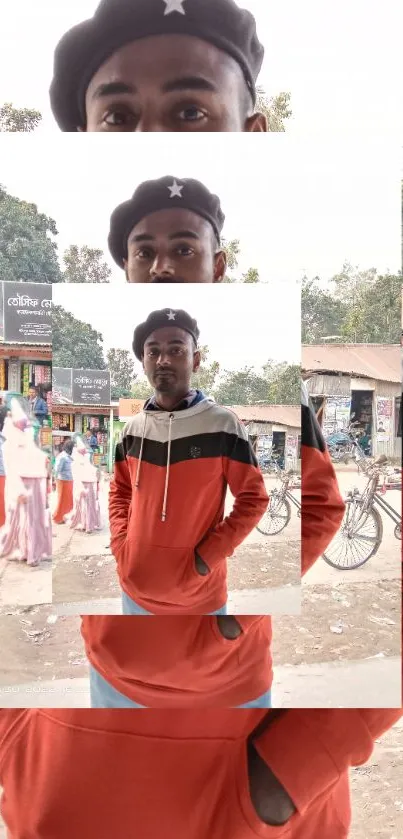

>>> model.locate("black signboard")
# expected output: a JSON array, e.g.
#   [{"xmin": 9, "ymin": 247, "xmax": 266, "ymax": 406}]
[
  {"xmin": 52, "ymin": 368, "xmax": 73, "ymax": 405},
  {"xmin": 72, "ymin": 369, "xmax": 111, "ymax": 406},
  {"xmin": 2, "ymin": 282, "xmax": 52, "ymax": 344},
  {"xmin": 0, "ymin": 283, "xmax": 3, "ymax": 340}
]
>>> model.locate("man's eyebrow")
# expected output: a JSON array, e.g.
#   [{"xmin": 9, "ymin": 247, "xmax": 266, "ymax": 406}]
[
  {"xmin": 91, "ymin": 81, "xmax": 136, "ymax": 100},
  {"xmin": 162, "ymin": 76, "xmax": 218, "ymax": 94},
  {"xmin": 129, "ymin": 230, "xmax": 200, "ymax": 245},
  {"xmin": 145, "ymin": 338, "xmax": 186, "ymax": 346}
]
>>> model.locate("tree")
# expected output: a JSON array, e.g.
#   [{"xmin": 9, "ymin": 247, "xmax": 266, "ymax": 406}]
[
  {"xmin": 341, "ymin": 272, "xmax": 401, "ymax": 344},
  {"xmin": 192, "ymin": 346, "xmax": 220, "ymax": 393},
  {"xmin": 107, "ymin": 348, "xmax": 135, "ymax": 400},
  {"xmin": 256, "ymin": 89, "xmax": 292, "ymax": 132},
  {"xmin": 52, "ymin": 305, "xmax": 106, "ymax": 369},
  {"xmin": 242, "ymin": 267, "xmax": 260, "ymax": 283},
  {"xmin": 0, "ymin": 185, "xmax": 62, "ymax": 283},
  {"xmin": 0, "ymin": 103, "xmax": 42, "ymax": 133},
  {"xmin": 131, "ymin": 379, "xmax": 154, "ymax": 400},
  {"xmin": 62, "ymin": 245, "xmax": 112, "ymax": 283},
  {"xmin": 263, "ymin": 361, "xmax": 300, "ymax": 404},
  {"xmin": 213, "ymin": 367, "xmax": 269, "ymax": 405},
  {"xmin": 301, "ymin": 276, "xmax": 346, "ymax": 343}
]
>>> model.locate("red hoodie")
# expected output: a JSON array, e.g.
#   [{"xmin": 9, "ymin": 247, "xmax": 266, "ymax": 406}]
[
  {"xmin": 0, "ymin": 709, "xmax": 400, "ymax": 839},
  {"xmin": 109, "ymin": 397, "xmax": 269, "ymax": 614}
]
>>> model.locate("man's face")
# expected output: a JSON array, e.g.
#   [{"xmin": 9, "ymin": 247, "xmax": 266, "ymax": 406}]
[
  {"xmin": 124, "ymin": 208, "xmax": 226, "ymax": 283},
  {"xmin": 84, "ymin": 35, "xmax": 266, "ymax": 132},
  {"xmin": 142, "ymin": 326, "xmax": 200, "ymax": 396},
  {"xmin": 28, "ymin": 389, "xmax": 36, "ymax": 400}
]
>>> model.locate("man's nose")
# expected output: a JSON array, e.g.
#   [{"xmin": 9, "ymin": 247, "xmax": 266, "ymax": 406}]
[{"xmin": 150, "ymin": 253, "xmax": 175, "ymax": 279}]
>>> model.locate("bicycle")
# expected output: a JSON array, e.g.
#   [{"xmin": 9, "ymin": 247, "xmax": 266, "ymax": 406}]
[
  {"xmin": 256, "ymin": 470, "xmax": 301, "ymax": 535},
  {"xmin": 322, "ymin": 454, "xmax": 402, "ymax": 570}
]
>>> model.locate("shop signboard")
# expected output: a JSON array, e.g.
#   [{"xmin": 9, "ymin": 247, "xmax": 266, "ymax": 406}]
[
  {"xmin": 52, "ymin": 368, "xmax": 73, "ymax": 405},
  {"xmin": 376, "ymin": 397, "xmax": 393, "ymax": 441},
  {"xmin": 2, "ymin": 282, "xmax": 52, "ymax": 344},
  {"xmin": 72, "ymin": 369, "xmax": 111, "ymax": 406}
]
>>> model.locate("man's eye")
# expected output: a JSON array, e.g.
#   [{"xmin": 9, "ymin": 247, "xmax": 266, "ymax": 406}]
[
  {"xmin": 103, "ymin": 110, "xmax": 135, "ymax": 127},
  {"xmin": 176, "ymin": 245, "xmax": 193, "ymax": 256},
  {"xmin": 136, "ymin": 249, "xmax": 153, "ymax": 259},
  {"xmin": 177, "ymin": 106, "xmax": 206, "ymax": 122}
]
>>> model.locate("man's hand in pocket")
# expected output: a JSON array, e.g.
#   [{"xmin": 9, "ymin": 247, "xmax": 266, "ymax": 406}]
[
  {"xmin": 217, "ymin": 616, "xmax": 242, "ymax": 640},
  {"xmin": 248, "ymin": 742, "xmax": 296, "ymax": 826},
  {"xmin": 195, "ymin": 552, "xmax": 210, "ymax": 576}
]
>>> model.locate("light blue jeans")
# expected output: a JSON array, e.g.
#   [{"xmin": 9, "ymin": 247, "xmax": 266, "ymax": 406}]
[
  {"xmin": 121, "ymin": 590, "xmax": 227, "ymax": 616},
  {"xmin": 89, "ymin": 666, "xmax": 272, "ymax": 709}
]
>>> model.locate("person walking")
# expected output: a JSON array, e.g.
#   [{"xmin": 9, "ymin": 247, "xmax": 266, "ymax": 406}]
[
  {"xmin": 67, "ymin": 438, "xmax": 101, "ymax": 534},
  {"xmin": 52, "ymin": 439, "xmax": 74, "ymax": 525}
]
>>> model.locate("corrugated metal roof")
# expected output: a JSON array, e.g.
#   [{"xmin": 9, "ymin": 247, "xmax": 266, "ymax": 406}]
[
  {"xmin": 229, "ymin": 405, "xmax": 301, "ymax": 427},
  {"xmin": 302, "ymin": 344, "xmax": 400, "ymax": 383}
]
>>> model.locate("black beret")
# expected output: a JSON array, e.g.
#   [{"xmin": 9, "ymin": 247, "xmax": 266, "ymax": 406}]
[
  {"xmin": 50, "ymin": 0, "xmax": 264, "ymax": 131},
  {"xmin": 133, "ymin": 308, "xmax": 199, "ymax": 360},
  {"xmin": 109, "ymin": 175, "xmax": 225, "ymax": 267}
]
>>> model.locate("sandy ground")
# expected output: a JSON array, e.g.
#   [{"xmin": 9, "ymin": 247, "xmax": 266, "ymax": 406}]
[
  {"xmin": 51, "ymin": 475, "xmax": 301, "ymax": 614},
  {"xmin": 0, "ymin": 720, "xmax": 402, "ymax": 838}
]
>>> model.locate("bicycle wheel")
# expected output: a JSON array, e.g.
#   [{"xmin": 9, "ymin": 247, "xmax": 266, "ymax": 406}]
[
  {"xmin": 256, "ymin": 497, "xmax": 291, "ymax": 535},
  {"xmin": 322, "ymin": 502, "xmax": 383, "ymax": 569}
]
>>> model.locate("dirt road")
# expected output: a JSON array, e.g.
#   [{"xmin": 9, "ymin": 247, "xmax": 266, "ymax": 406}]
[
  {"xmin": 0, "ymin": 719, "xmax": 402, "ymax": 838},
  {"xmin": 0, "ymin": 556, "xmax": 52, "ymax": 613}
]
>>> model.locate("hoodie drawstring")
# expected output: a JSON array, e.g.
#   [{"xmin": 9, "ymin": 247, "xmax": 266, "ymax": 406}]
[
  {"xmin": 135, "ymin": 413, "xmax": 147, "ymax": 489},
  {"xmin": 161, "ymin": 413, "xmax": 174, "ymax": 522}
]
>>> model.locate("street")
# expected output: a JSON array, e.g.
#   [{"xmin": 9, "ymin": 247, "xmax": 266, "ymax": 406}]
[
  {"xmin": 52, "ymin": 475, "xmax": 301, "ymax": 615},
  {"xmin": 0, "ymin": 555, "xmax": 52, "ymax": 613}
]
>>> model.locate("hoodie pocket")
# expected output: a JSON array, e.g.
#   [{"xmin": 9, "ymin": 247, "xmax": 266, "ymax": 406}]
[
  {"xmin": 232, "ymin": 740, "xmax": 349, "ymax": 839},
  {"xmin": 122, "ymin": 543, "xmax": 209, "ymax": 602}
]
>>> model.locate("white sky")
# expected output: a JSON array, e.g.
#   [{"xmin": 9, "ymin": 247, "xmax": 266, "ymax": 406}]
[
  {"xmin": 0, "ymin": 135, "xmax": 400, "ymax": 281},
  {"xmin": 0, "ymin": 0, "xmax": 402, "ymax": 135},
  {"xmin": 53, "ymin": 281, "xmax": 301, "ymax": 374}
]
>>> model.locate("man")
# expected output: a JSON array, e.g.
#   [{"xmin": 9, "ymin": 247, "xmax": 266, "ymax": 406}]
[
  {"xmin": 108, "ymin": 176, "xmax": 227, "ymax": 283},
  {"xmin": 50, "ymin": 0, "xmax": 267, "ymax": 132},
  {"xmin": 85, "ymin": 429, "xmax": 99, "ymax": 450},
  {"xmin": 109, "ymin": 307, "xmax": 269, "ymax": 615},
  {"xmin": 27, "ymin": 386, "xmax": 48, "ymax": 426},
  {"xmin": 1, "ymin": 708, "xmax": 401, "ymax": 837}
]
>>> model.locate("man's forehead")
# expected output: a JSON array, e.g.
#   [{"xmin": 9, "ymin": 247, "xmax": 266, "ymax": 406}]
[
  {"xmin": 145, "ymin": 326, "xmax": 191, "ymax": 344},
  {"xmin": 88, "ymin": 33, "xmax": 242, "ymax": 94},
  {"xmin": 128, "ymin": 208, "xmax": 206, "ymax": 242}
]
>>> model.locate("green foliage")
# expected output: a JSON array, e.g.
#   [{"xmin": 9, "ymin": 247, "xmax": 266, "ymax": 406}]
[
  {"xmin": 191, "ymin": 345, "xmax": 220, "ymax": 393},
  {"xmin": 213, "ymin": 361, "xmax": 300, "ymax": 406},
  {"xmin": 52, "ymin": 305, "xmax": 106, "ymax": 369},
  {"xmin": 263, "ymin": 361, "xmax": 301, "ymax": 404},
  {"xmin": 256, "ymin": 89, "xmax": 292, "ymax": 132},
  {"xmin": 0, "ymin": 103, "xmax": 42, "ymax": 133},
  {"xmin": 63, "ymin": 245, "xmax": 112, "ymax": 283},
  {"xmin": 302, "ymin": 266, "xmax": 401, "ymax": 344},
  {"xmin": 107, "ymin": 348, "xmax": 135, "ymax": 400},
  {"xmin": 131, "ymin": 379, "xmax": 154, "ymax": 400},
  {"xmin": 0, "ymin": 185, "xmax": 62, "ymax": 283}
]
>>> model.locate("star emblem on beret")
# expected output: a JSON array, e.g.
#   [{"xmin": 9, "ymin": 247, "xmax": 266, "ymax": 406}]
[
  {"xmin": 162, "ymin": 0, "xmax": 186, "ymax": 15},
  {"xmin": 168, "ymin": 179, "xmax": 184, "ymax": 198},
  {"xmin": 167, "ymin": 310, "xmax": 176, "ymax": 321}
]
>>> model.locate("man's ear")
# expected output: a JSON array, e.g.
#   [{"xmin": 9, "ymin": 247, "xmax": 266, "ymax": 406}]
[
  {"xmin": 214, "ymin": 250, "xmax": 227, "ymax": 283},
  {"xmin": 244, "ymin": 112, "xmax": 268, "ymax": 132},
  {"xmin": 193, "ymin": 350, "xmax": 201, "ymax": 373}
]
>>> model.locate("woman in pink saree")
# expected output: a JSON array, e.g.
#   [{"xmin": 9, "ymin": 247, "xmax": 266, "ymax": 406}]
[
  {"xmin": 66, "ymin": 437, "xmax": 101, "ymax": 533},
  {"xmin": 0, "ymin": 399, "xmax": 52, "ymax": 567}
]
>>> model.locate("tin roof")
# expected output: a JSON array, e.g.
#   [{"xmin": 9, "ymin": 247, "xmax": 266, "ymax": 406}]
[
  {"xmin": 229, "ymin": 405, "xmax": 301, "ymax": 428},
  {"xmin": 302, "ymin": 344, "xmax": 400, "ymax": 383}
]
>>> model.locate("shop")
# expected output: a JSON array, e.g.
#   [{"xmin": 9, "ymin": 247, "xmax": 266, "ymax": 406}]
[
  {"xmin": 52, "ymin": 367, "xmax": 115, "ymax": 470},
  {"xmin": 302, "ymin": 343, "xmax": 401, "ymax": 460},
  {"xmin": 229, "ymin": 405, "xmax": 301, "ymax": 470},
  {"xmin": 0, "ymin": 282, "xmax": 52, "ymax": 449}
]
